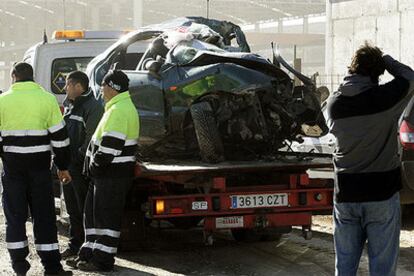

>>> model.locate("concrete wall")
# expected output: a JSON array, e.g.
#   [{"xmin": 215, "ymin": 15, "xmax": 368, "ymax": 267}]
[{"xmin": 326, "ymin": 0, "xmax": 414, "ymax": 92}]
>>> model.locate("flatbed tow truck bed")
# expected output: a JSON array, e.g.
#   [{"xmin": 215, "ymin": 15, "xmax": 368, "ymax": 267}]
[
  {"xmin": 121, "ymin": 154, "xmax": 334, "ymax": 246},
  {"xmin": 136, "ymin": 156, "xmax": 333, "ymax": 176}
]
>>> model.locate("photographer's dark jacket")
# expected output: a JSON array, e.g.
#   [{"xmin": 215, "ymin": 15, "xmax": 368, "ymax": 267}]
[{"xmin": 326, "ymin": 55, "xmax": 414, "ymax": 203}]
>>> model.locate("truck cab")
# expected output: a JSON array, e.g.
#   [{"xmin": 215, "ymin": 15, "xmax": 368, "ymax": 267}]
[{"xmin": 23, "ymin": 30, "xmax": 132, "ymax": 105}]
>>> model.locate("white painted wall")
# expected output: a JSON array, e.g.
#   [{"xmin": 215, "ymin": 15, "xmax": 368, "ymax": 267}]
[{"xmin": 326, "ymin": 0, "xmax": 414, "ymax": 92}]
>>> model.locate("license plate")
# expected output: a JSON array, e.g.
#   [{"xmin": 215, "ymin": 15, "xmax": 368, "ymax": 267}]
[
  {"xmin": 230, "ymin": 193, "xmax": 288, "ymax": 209},
  {"xmin": 216, "ymin": 216, "xmax": 244, "ymax": 229}
]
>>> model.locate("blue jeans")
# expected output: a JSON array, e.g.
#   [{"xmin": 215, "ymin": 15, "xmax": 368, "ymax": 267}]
[{"xmin": 334, "ymin": 192, "xmax": 400, "ymax": 276}]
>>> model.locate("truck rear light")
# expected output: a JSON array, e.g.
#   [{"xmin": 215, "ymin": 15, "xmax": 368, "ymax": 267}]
[
  {"xmin": 155, "ymin": 200, "xmax": 165, "ymax": 215},
  {"xmin": 400, "ymin": 120, "xmax": 414, "ymax": 149}
]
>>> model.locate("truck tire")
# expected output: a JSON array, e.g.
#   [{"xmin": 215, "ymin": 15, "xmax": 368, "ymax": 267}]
[
  {"xmin": 190, "ymin": 102, "xmax": 224, "ymax": 163},
  {"xmin": 231, "ymin": 229, "xmax": 282, "ymax": 243}
]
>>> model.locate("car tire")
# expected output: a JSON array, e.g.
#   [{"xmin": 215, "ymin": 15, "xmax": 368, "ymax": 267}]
[{"xmin": 190, "ymin": 102, "xmax": 224, "ymax": 163}]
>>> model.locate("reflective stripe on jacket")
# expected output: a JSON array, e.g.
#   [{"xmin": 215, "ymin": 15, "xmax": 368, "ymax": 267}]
[
  {"xmin": 85, "ymin": 91, "xmax": 139, "ymax": 178},
  {"xmin": 63, "ymin": 89, "xmax": 103, "ymax": 169}
]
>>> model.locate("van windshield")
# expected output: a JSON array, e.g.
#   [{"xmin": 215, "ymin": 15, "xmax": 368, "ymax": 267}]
[{"xmin": 51, "ymin": 57, "xmax": 93, "ymax": 94}]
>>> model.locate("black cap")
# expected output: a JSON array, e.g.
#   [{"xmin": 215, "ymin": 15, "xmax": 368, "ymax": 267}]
[{"xmin": 103, "ymin": 70, "xmax": 129, "ymax": 93}]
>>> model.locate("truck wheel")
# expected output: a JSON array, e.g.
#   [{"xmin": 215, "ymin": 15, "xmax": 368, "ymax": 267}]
[
  {"xmin": 231, "ymin": 229, "xmax": 282, "ymax": 243},
  {"xmin": 190, "ymin": 102, "xmax": 224, "ymax": 163}
]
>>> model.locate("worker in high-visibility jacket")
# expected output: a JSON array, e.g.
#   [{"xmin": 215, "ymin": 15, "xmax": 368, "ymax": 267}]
[
  {"xmin": 0, "ymin": 62, "xmax": 72, "ymax": 276},
  {"xmin": 69, "ymin": 70, "xmax": 139, "ymax": 272}
]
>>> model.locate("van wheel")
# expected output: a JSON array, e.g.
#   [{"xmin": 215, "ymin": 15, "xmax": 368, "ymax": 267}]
[{"xmin": 190, "ymin": 102, "xmax": 224, "ymax": 163}]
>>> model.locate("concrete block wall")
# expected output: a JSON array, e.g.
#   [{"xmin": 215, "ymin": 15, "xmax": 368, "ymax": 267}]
[{"xmin": 326, "ymin": 0, "xmax": 414, "ymax": 91}]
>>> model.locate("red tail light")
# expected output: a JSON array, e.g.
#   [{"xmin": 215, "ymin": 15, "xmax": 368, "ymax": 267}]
[{"xmin": 400, "ymin": 120, "xmax": 414, "ymax": 150}]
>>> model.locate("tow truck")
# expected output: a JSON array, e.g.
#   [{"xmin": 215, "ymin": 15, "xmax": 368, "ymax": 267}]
[
  {"xmin": 90, "ymin": 18, "xmax": 335, "ymax": 247},
  {"xmin": 81, "ymin": 17, "xmax": 334, "ymax": 247}
]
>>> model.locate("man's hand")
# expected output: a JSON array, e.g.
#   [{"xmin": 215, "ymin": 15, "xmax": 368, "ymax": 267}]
[{"xmin": 57, "ymin": 170, "xmax": 72, "ymax": 185}]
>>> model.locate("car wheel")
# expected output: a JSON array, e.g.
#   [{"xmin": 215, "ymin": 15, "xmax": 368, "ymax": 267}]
[{"xmin": 190, "ymin": 102, "xmax": 224, "ymax": 163}]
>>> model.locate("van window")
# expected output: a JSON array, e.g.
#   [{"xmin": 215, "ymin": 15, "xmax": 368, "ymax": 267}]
[{"xmin": 51, "ymin": 57, "xmax": 92, "ymax": 94}]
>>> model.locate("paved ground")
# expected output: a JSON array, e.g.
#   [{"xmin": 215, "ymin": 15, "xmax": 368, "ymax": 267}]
[{"xmin": 1, "ymin": 206, "xmax": 414, "ymax": 276}]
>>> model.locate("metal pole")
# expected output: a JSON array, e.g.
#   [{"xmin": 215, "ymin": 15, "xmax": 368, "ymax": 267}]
[
  {"xmin": 207, "ymin": 0, "xmax": 210, "ymax": 19},
  {"xmin": 133, "ymin": 0, "xmax": 144, "ymax": 28},
  {"xmin": 63, "ymin": 0, "xmax": 66, "ymax": 30}
]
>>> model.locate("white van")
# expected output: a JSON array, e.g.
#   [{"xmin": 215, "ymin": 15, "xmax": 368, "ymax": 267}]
[{"xmin": 23, "ymin": 30, "xmax": 127, "ymax": 105}]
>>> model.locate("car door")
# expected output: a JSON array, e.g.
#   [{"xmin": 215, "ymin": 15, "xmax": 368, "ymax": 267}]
[{"xmin": 126, "ymin": 71, "xmax": 165, "ymax": 146}]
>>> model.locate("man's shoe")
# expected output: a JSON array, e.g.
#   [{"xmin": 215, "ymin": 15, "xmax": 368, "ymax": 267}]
[
  {"xmin": 77, "ymin": 261, "xmax": 112, "ymax": 272},
  {"xmin": 65, "ymin": 257, "xmax": 81, "ymax": 268},
  {"xmin": 60, "ymin": 248, "xmax": 77, "ymax": 259},
  {"xmin": 76, "ymin": 261, "xmax": 99, "ymax": 272},
  {"xmin": 44, "ymin": 269, "xmax": 73, "ymax": 276}
]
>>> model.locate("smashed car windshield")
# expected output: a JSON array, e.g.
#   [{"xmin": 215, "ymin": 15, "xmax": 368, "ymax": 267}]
[{"xmin": 169, "ymin": 39, "xmax": 226, "ymax": 65}]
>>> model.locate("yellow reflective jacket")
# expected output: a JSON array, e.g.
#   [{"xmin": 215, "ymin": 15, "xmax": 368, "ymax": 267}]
[
  {"xmin": 0, "ymin": 81, "xmax": 71, "ymax": 170},
  {"xmin": 85, "ymin": 91, "xmax": 139, "ymax": 178}
]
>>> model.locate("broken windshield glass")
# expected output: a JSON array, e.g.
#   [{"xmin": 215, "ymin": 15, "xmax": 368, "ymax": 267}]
[{"xmin": 168, "ymin": 39, "xmax": 225, "ymax": 65}]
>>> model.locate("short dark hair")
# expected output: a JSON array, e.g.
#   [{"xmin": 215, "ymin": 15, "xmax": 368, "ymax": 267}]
[
  {"xmin": 348, "ymin": 42, "xmax": 385, "ymax": 83},
  {"xmin": 12, "ymin": 62, "xmax": 34, "ymax": 81},
  {"xmin": 66, "ymin": 71, "xmax": 89, "ymax": 91}
]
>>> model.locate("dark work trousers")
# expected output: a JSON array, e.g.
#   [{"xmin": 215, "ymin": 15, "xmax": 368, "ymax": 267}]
[
  {"xmin": 78, "ymin": 177, "xmax": 132, "ymax": 271},
  {"xmin": 62, "ymin": 164, "xmax": 89, "ymax": 253},
  {"xmin": 1, "ymin": 163, "xmax": 62, "ymax": 274}
]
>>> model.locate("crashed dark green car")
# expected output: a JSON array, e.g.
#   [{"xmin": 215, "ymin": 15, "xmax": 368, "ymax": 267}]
[{"xmin": 86, "ymin": 17, "xmax": 327, "ymax": 163}]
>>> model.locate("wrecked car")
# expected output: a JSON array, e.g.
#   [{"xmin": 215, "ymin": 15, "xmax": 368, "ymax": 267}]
[{"xmin": 86, "ymin": 17, "xmax": 327, "ymax": 163}]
